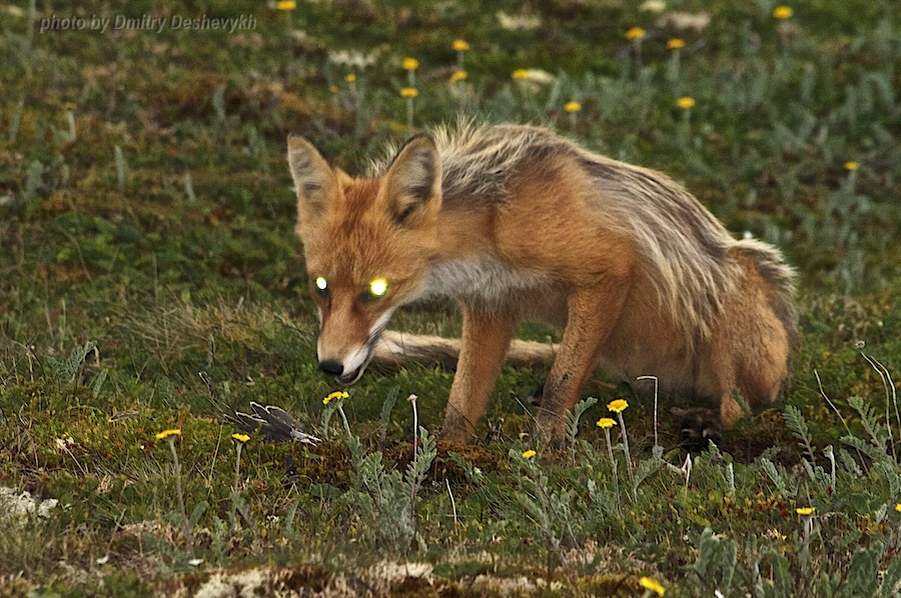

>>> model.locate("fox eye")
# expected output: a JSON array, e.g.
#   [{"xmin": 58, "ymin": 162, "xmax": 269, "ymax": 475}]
[
  {"xmin": 360, "ymin": 277, "xmax": 388, "ymax": 303},
  {"xmin": 313, "ymin": 276, "xmax": 329, "ymax": 298}
]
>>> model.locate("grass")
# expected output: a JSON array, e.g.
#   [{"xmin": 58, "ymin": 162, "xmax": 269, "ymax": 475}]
[{"xmin": 1, "ymin": 0, "xmax": 900, "ymax": 595}]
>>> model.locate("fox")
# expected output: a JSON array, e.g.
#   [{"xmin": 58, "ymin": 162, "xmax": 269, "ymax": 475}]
[{"xmin": 286, "ymin": 123, "xmax": 797, "ymax": 444}]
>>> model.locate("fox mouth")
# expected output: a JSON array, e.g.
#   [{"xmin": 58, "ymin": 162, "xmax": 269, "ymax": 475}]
[
  {"xmin": 337, "ymin": 361, "xmax": 367, "ymax": 385},
  {"xmin": 333, "ymin": 342, "xmax": 377, "ymax": 385}
]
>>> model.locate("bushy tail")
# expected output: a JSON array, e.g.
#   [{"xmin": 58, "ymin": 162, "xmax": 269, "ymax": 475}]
[{"xmin": 373, "ymin": 330, "xmax": 557, "ymax": 370}]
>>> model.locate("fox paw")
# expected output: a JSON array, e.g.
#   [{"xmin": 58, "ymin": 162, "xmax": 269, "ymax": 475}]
[{"xmin": 671, "ymin": 407, "xmax": 722, "ymax": 452}]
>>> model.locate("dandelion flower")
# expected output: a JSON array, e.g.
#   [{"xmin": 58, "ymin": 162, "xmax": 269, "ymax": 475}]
[
  {"xmin": 452, "ymin": 39, "xmax": 470, "ymax": 51},
  {"xmin": 625, "ymin": 27, "xmax": 646, "ymax": 40},
  {"xmin": 511, "ymin": 69, "xmax": 530, "ymax": 80},
  {"xmin": 522, "ymin": 449, "xmax": 536, "ymax": 459},
  {"xmin": 156, "ymin": 429, "xmax": 181, "ymax": 440},
  {"xmin": 772, "ymin": 6, "xmax": 793, "ymax": 19},
  {"xmin": 597, "ymin": 417, "xmax": 617, "ymax": 429},
  {"xmin": 450, "ymin": 71, "xmax": 468, "ymax": 82},
  {"xmin": 276, "ymin": 0, "xmax": 296, "ymax": 10},
  {"xmin": 400, "ymin": 87, "xmax": 419, "ymax": 98},
  {"xmin": 344, "ymin": 73, "xmax": 356, "ymax": 83},
  {"xmin": 895, "ymin": 503, "xmax": 901, "ymax": 513},
  {"xmin": 323, "ymin": 390, "xmax": 349, "ymax": 405},
  {"xmin": 402, "ymin": 57, "xmax": 420, "ymax": 71},
  {"xmin": 677, "ymin": 96, "xmax": 696, "ymax": 109},
  {"xmin": 329, "ymin": 85, "xmax": 338, "ymax": 94},
  {"xmin": 844, "ymin": 161, "xmax": 859, "ymax": 171},
  {"xmin": 607, "ymin": 399, "xmax": 629, "ymax": 413},
  {"xmin": 796, "ymin": 507, "xmax": 815, "ymax": 515},
  {"xmin": 667, "ymin": 38, "xmax": 685, "ymax": 49},
  {"xmin": 639, "ymin": 576, "xmax": 666, "ymax": 596},
  {"xmin": 564, "ymin": 101, "xmax": 581, "ymax": 113},
  {"xmin": 231, "ymin": 433, "xmax": 250, "ymax": 443}
]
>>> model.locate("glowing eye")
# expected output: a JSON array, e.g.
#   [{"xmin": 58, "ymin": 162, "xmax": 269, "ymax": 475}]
[
  {"xmin": 369, "ymin": 278, "xmax": 388, "ymax": 297},
  {"xmin": 313, "ymin": 276, "xmax": 330, "ymax": 298}
]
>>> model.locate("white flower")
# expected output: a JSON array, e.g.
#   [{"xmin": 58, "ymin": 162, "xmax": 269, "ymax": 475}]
[
  {"xmin": 640, "ymin": 0, "xmax": 667, "ymax": 13},
  {"xmin": 513, "ymin": 69, "xmax": 555, "ymax": 85},
  {"xmin": 327, "ymin": 49, "xmax": 379, "ymax": 69},
  {"xmin": 657, "ymin": 11, "xmax": 711, "ymax": 31},
  {"xmin": 497, "ymin": 11, "xmax": 542, "ymax": 31},
  {"xmin": 55, "ymin": 437, "xmax": 75, "ymax": 451}
]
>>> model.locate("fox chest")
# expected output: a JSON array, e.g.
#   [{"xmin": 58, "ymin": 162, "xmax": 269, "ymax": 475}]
[{"xmin": 417, "ymin": 255, "xmax": 552, "ymax": 306}]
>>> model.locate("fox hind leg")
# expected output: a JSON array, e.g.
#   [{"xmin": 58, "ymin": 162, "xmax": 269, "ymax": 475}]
[{"xmin": 537, "ymin": 284, "xmax": 628, "ymax": 444}]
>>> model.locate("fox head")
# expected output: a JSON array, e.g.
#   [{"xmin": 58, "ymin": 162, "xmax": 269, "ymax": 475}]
[{"xmin": 287, "ymin": 134, "xmax": 443, "ymax": 384}]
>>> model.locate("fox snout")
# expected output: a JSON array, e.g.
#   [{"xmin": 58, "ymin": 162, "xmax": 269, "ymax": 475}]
[
  {"xmin": 316, "ymin": 345, "xmax": 372, "ymax": 385},
  {"xmin": 318, "ymin": 357, "xmax": 367, "ymax": 385},
  {"xmin": 315, "ymin": 306, "xmax": 398, "ymax": 385},
  {"xmin": 318, "ymin": 359, "xmax": 344, "ymax": 377}
]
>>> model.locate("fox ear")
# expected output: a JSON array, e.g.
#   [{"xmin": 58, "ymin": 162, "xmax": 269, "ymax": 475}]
[
  {"xmin": 287, "ymin": 135, "xmax": 337, "ymax": 213},
  {"xmin": 383, "ymin": 134, "xmax": 442, "ymax": 226}
]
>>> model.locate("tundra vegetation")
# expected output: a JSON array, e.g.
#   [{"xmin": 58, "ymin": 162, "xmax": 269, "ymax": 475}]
[{"xmin": 0, "ymin": 0, "xmax": 899, "ymax": 595}]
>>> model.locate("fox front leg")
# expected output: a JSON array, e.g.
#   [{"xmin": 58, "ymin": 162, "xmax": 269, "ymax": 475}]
[{"xmin": 440, "ymin": 305, "xmax": 516, "ymax": 443}]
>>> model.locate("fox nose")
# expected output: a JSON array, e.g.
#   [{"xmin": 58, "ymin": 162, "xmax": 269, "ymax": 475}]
[{"xmin": 318, "ymin": 360, "xmax": 344, "ymax": 377}]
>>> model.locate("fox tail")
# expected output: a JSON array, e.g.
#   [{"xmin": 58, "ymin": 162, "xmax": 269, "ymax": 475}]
[{"xmin": 373, "ymin": 330, "xmax": 557, "ymax": 370}]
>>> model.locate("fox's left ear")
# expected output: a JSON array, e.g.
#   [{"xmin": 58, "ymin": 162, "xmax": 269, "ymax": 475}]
[{"xmin": 383, "ymin": 134, "xmax": 442, "ymax": 226}]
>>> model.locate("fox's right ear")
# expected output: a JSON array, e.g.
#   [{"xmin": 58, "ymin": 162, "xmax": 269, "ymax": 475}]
[{"xmin": 287, "ymin": 135, "xmax": 337, "ymax": 211}]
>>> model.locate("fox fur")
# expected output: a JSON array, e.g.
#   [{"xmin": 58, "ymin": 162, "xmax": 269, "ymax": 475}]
[{"xmin": 287, "ymin": 123, "xmax": 797, "ymax": 443}]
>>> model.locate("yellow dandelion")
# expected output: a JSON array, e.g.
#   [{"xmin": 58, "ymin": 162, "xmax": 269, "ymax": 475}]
[
  {"xmin": 625, "ymin": 26, "xmax": 646, "ymax": 41},
  {"xmin": 511, "ymin": 69, "xmax": 530, "ymax": 80},
  {"xmin": 796, "ymin": 507, "xmax": 815, "ymax": 516},
  {"xmin": 844, "ymin": 161, "xmax": 859, "ymax": 171},
  {"xmin": 895, "ymin": 503, "xmax": 901, "ymax": 513},
  {"xmin": 522, "ymin": 449, "xmax": 536, "ymax": 459},
  {"xmin": 452, "ymin": 39, "xmax": 470, "ymax": 52},
  {"xmin": 564, "ymin": 101, "xmax": 581, "ymax": 113},
  {"xmin": 639, "ymin": 576, "xmax": 666, "ymax": 596},
  {"xmin": 667, "ymin": 38, "xmax": 685, "ymax": 50},
  {"xmin": 773, "ymin": 6, "xmax": 793, "ymax": 19},
  {"xmin": 276, "ymin": 0, "xmax": 296, "ymax": 10},
  {"xmin": 607, "ymin": 399, "xmax": 629, "ymax": 413},
  {"xmin": 323, "ymin": 390, "xmax": 349, "ymax": 405},
  {"xmin": 450, "ymin": 70, "xmax": 468, "ymax": 82},
  {"xmin": 156, "ymin": 429, "xmax": 181, "ymax": 440},
  {"xmin": 402, "ymin": 57, "xmax": 420, "ymax": 71},
  {"xmin": 231, "ymin": 433, "xmax": 250, "ymax": 443},
  {"xmin": 400, "ymin": 87, "xmax": 419, "ymax": 98},
  {"xmin": 597, "ymin": 417, "xmax": 617, "ymax": 429},
  {"xmin": 344, "ymin": 73, "xmax": 356, "ymax": 83},
  {"xmin": 677, "ymin": 96, "xmax": 696, "ymax": 109},
  {"xmin": 329, "ymin": 85, "xmax": 338, "ymax": 94}
]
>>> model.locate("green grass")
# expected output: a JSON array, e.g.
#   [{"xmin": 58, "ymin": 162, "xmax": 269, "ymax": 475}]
[{"xmin": 1, "ymin": 0, "xmax": 900, "ymax": 595}]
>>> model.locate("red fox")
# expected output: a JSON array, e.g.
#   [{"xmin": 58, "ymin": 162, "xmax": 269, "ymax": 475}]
[{"xmin": 287, "ymin": 124, "xmax": 797, "ymax": 443}]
